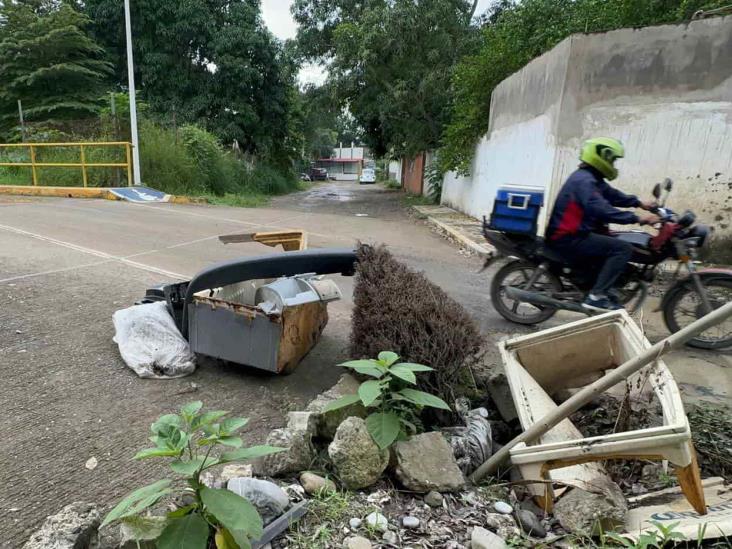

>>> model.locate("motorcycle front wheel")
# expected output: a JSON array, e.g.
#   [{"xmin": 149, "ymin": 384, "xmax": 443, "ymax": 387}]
[
  {"xmin": 663, "ymin": 278, "xmax": 732, "ymax": 349},
  {"xmin": 490, "ymin": 260, "xmax": 563, "ymax": 325}
]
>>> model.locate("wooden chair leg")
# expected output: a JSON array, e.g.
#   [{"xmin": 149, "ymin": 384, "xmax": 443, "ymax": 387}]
[{"xmin": 675, "ymin": 449, "xmax": 706, "ymax": 515}]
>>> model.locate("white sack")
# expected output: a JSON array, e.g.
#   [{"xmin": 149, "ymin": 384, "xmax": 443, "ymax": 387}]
[{"xmin": 112, "ymin": 301, "xmax": 196, "ymax": 378}]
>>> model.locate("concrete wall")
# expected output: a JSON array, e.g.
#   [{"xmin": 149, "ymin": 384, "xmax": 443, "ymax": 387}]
[
  {"xmin": 442, "ymin": 37, "xmax": 572, "ymax": 230},
  {"xmin": 388, "ymin": 159, "xmax": 403, "ymax": 184},
  {"xmin": 442, "ymin": 16, "xmax": 732, "ymax": 237}
]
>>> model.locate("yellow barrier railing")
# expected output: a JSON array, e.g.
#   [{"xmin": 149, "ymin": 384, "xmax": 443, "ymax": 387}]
[{"xmin": 0, "ymin": 142, "xmax": 133, "ymax": 187}]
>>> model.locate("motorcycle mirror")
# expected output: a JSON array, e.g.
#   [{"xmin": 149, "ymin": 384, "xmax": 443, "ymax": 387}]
[
  {"xmin": 664, "ymin": 178, "xmax": 673, "ymax": 192},
  {"xmin": 652, "ymin": 183, "xmax": 662, "ymax": 199}
]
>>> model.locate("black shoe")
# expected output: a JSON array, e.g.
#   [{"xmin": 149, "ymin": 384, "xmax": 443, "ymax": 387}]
[{"xmin": 582, "ymin": 295, "xmax": 624, "ymax": 312}]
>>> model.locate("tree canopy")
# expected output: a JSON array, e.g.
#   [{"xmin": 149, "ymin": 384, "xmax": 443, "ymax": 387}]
[
  {"xmin": 82, "ymin": 0, "xmax": 298, "ymax": 160},
  {"xmin": 293, "ymin": 0, "xmax": 480, "ymax": 157},
  {"xmin": 440, "ymin": 0, "xmax": 732, "ymax": 173},
  {"xmin": 0, "ymin": 0, "xmax": 112, "ymax": 137}
]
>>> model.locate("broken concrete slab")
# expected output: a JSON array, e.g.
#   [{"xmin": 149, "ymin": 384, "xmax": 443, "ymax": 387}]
[
  {"xmin": 254, "ymin": 425, "xmax": 315, "ymax": 477},
  {"xmin": 306, "ymin": 374, "xmax": 367, "ymax": 439},
  {"xmin": 393, "ymin": 432, "xmax": 465, "ymax": 492},
  {"xmin": 23, "ymin": 502, "xmax": 101, "ymax": 549}
]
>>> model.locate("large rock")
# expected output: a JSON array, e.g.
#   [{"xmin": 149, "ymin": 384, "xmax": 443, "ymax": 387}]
[
  {"xmin": 254, "ymin": 411, "xmax": 317, "ymax": 477},
  {"xmin": 393, "ymin": 432, "xmax": 465, "ymax": 492},
  {"xmin": 553, "ymin": 477, "xmax": 628, "ymax": 536},
  {"xmin": 328, "ymin": 417, "xmax": 389, "ymax": 489},
  {"xmin": 24, "ymin": 502, "xmax": 101, "ymax": 549},
  {"xmin": 306, "ymin": 374, "xmax": 367, "ymax": 439},
  {"xmin": 227, "ymin": 478, "xmax": 289, "ymax": 525}
]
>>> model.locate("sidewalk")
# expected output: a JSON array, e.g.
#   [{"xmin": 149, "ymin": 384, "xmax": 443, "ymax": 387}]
[{"xmin": 412, "ymin": 205, "xmax": 494, "ymax": 256}]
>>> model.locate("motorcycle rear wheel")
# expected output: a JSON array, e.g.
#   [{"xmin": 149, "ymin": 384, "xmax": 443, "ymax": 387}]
[
  {"xmin": 490, "ymin": 260, "xmax": 562, "ymax": 324},
  {"xmin": 663, "ymin": 278, "xmax": 732, "ymax": 349}
]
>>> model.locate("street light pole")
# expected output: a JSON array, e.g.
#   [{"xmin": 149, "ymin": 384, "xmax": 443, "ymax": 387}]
[{"xmin": 124, "ymin": 0, "xmax": 142, "ymax": 185}]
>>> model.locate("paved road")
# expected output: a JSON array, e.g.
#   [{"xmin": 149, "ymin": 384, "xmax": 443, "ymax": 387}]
[{"xmin": 0, "ymin": 183, "xmax": 729, "ymax": 544}]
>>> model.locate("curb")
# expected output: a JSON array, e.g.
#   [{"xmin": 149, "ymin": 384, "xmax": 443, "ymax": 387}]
[
  {"xmin": 0, "ymin": 185, "xmax": 120, "ymax": 200},
  {"xmin": 0, "ymin": 185, "xmax": 206, "ymax": 204},
  {"xmin": 427, "ymin": 215, "xmax": 493, "ymax": 256},
  {"xmin": 412, "ymin": 205, "xmax": 493, "ymax": 256}
]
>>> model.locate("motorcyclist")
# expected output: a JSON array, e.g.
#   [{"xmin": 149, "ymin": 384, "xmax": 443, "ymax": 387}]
[{"xmin": 546, "ymin": 137, "xmax": 660, "ymax": 311}]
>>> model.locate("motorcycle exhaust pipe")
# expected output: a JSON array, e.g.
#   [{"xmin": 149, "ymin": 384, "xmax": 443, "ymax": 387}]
[{"xmin": 504, "ymin": 287, "xmax": 590, "ymax": 315}]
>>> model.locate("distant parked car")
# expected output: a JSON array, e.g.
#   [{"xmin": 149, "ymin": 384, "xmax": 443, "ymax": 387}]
[
  {"xmin": 359, "ymin": 168, "xmax": 376, "ymax": 184},
  {"xmin": 309, "ymin": 167, "xmax": 328, "ymax": 181}
]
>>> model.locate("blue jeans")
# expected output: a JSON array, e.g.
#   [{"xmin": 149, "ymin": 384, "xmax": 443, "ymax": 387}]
[{"xmin": 550, "ymin": 233, "xmax": 633, "ymax": 295}]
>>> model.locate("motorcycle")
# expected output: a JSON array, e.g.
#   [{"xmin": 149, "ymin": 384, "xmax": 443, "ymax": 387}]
[{"xmin": 483, "ymin": 179, "xmax": 732, "ymax": 349}]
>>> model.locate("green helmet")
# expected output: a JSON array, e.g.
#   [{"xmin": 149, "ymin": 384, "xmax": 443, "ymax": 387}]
[{"xmin": 580, "ymin": 137, "xmax": 625, "ymax": 180}]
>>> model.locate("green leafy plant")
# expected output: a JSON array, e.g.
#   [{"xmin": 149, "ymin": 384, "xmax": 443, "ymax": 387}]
[
  {"xmin": 102, "ymin": 401, "xmax": 285, "ymax": 549},
  {"xmin": 603, "ymin": 520, "xmax": 686, "ymax": 548},
  {"xmin": 324, "ymin": 351, "xmax": 450, "ymax": 449}
]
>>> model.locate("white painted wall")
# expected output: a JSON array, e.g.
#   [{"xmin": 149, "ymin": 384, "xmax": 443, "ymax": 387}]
[
  {"xmin": 388, "ymin": 159, "xmax": 402, "ymax": 183},
  {"xmin": 442, "ymin": 115, "xmax": 558, "ymax": 231},
  {"xmin": 549, "ymin": 101, "xmax": 732, "ymax": 223},
  {"xmin": 442, "ymin": 17, "xmax": 732, "ymax": 238}
]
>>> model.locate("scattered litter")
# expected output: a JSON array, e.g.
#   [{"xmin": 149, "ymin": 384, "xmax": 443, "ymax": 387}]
[
  {"xmin": 84, "ymin": 457, "xmax": 98, "ymax": 471},
  {"xmin": 112, "ymin": 301, "xmax": 196, "ymax": 379},
  {"xmin": 15, "ymin": 330, "xmax": 21, "ymax": 334},
  {"xmin": 500, "ymin": 311, "xmax": 704, "ymax": 513},
  {"xmin": 17, "ymin": 349, "xmax": 26, "ymax": 353},
  {"xmin": 355, "ymin": 213, "xmax": 369, "ymax": 217}
]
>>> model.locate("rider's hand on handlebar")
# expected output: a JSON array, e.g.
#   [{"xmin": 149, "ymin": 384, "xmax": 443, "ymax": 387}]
[
  {"xmin": 639, "ymin": 212, "xmax": 661, "ymax": 225},
  {"xmin": 639, "ymin": 199, "xmax": 657, "ymax": 211}
]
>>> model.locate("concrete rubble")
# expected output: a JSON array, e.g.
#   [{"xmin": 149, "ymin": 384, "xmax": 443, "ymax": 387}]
[
  {"xmin": 305, "ymin": 373, "xmax": 367, "ymax": 438},
  {"xmin": 23, "ymin": 502, "xmax": 101, "ymax": 549},
  {"xmin": 553, "ymin": 476, "xmax": 629, "ymax": 536},
  {"xmin": 393, "ymin": 431, "xmax": 465, "ymax": 492},
  {"xmin": 328, "ymin": 417, "xmax": 389, "ymax": 489},
  {"xmin": 254, "ymin": 411, "xmax": 317, "ymax": 477}
]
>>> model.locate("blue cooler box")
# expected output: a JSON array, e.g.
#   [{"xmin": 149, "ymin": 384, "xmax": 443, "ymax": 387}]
[{"xmin": 489, "ymin": 185, "xmax": 544, "ymax": 235}]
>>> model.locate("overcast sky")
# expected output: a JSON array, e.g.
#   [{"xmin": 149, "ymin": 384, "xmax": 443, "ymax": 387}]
[{"xmin": 260, "ymin": 0, "xmax": 497, "ymax": 86}]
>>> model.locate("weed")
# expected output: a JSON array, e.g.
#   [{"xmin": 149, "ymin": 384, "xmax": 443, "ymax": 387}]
[
  {"xmin": 102, "ymin": 401, "xmax": 285, "ymax": 548},
  {"xmin": 204, "ymin": 193, "xmax": 270, "ymax": 208},
  {"xmin": 286, "ymin": 490, "xmax": 354, "ymax": 549},
  {"xmin": 401, "ymin": 193, "xmax": 435, "ymax": 207},
  {"xmin": 325, "ymin": 351, "xmax": 450, "ymax": 449}
]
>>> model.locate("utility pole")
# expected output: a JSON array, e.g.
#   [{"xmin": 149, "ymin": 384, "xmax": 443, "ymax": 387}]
[
  {"xmin": 124, "ymin": 0, "xmax": 142, "ymax": 185},
  {"xmin": 17, "ymin": 100, "xmax": 26, "ymax": 142}
]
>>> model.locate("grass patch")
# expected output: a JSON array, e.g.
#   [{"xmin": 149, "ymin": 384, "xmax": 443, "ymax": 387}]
[
  {"xmin": 203, "ymin": 192, "xmax": 270, "ymax": 208},
  {"xmin": 401, "ymin": 193, "xmax": 436, "ymax": 207},
  {"xmin": 286, "ymin": 490, "xmax": 354, "ymax": 549},
  {"xmin": 382, "ymin": 178, "xmax": 402, "ymax": 190}
]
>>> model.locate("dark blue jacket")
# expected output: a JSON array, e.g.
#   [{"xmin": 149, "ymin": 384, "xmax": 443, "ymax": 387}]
[{"xmin": 547, "ymin": 166, "xmax": 640, "ymax": 240}]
